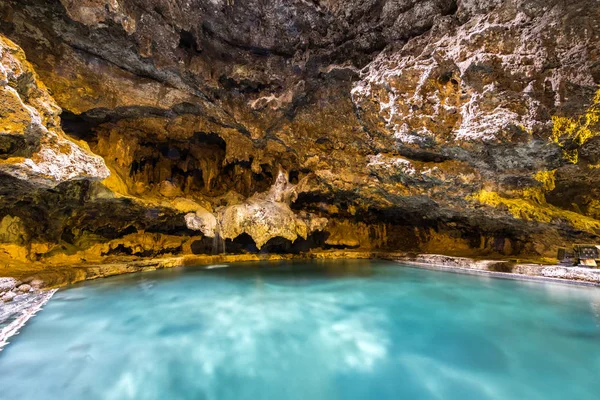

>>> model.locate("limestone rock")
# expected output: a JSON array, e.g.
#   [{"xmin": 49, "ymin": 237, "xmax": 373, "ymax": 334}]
[
  {"xmin": 158, "ymin": 180, "xmax": 183, "ymax": 198},
  {"xmin": 28, "ymin": 279, "xmax": 45, "ymax": 289},
  {"xmin": 1, "ymin": 291, "xmax": 16, "ymax": 302},
  {"xmin": 0, "ymin": 35, "xmax": 109, "ymax": 187},
  {"xmin": 185, "ymin": 209, "xmax": 217, "ymax": 238},
  {"xmin": 17, "ymin": 284, "xmax": 31, "ymax": 293},
  {"xmin": 0, "ymin": 277, "xmax": 18, "ymax": 293},
  {"xmin": 219, "ymin": 171, "xmax": 328, "ymax": 249}
]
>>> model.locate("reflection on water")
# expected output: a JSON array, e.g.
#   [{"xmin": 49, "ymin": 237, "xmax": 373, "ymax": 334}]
[
  {"xmin": 205, "ymin": 264, "xmax": 230, "ymax": 269},
  {"xmin": 0, "ymin": 260, "xmax": 599, "ymax": 400}
]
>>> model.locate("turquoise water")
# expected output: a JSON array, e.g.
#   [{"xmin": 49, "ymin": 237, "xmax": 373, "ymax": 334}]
[{"xmin": 1, "ymin": 260, "xmax": 600, "ymax": 400}]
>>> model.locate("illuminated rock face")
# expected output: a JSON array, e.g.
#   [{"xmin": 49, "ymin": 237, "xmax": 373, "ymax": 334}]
[
  {"xmin": 0, "ymin": 0, "xmax": 599, "ymax": 269},
  {"xmin": 0, "ymin": 35, "xmax": 109, "ymax": 186}
]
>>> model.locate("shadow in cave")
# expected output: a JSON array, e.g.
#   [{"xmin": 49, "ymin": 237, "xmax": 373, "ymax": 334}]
[{"xmin": 189, "ymin": 231, "xmax": 331, "ymax": 255}]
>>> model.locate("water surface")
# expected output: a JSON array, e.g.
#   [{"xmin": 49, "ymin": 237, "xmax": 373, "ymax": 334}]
[{"xmin": 1, "ymin": 260, "xmax": 599, "ymax": 400}]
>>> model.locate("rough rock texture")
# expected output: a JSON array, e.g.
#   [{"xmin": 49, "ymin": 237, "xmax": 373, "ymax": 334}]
[
  {"xmin": 218, "ymin": 171, "xmax": 327, "ymax": 248},
  {"xmin": 0, "ymin": 0, "xmax": 599, "ymax": 274},
  {"xmin": 0, "ymin": 35, "xmax": 108, "ymax": 186}
]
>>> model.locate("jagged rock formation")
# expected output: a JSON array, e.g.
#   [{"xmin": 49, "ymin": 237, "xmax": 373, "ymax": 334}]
[
  {"xmin": 217, "ymin": 171, "xmax": 328, "ymax": 248},
  {"xmin": 0, "ymin": 35, "xmax": 108, "ymax": 185},
  {"xmin": 0, "ymin": 0, "xmax": 599, "ymax": 274}
]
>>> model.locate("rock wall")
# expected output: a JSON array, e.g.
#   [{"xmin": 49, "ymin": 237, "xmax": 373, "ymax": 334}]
[
  {"xmin": 0, "ymin": 0, "xmax": 599, "ymax": 271},
  {"xmin": 0, "ymin": 35, "xmax": 108, "ymax": 185}
]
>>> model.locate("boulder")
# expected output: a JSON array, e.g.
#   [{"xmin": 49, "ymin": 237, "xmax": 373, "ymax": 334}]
[
  {"xmin": 17, "ymin": 284, "xmax": 32, "ymax": 293},
  {"xmin": 1, "ymin": 291, "xmax": 16, "ymax": 302},
  {"xmin": 185, "ymin": 208, "xmax": 218, "ymax": 238}
]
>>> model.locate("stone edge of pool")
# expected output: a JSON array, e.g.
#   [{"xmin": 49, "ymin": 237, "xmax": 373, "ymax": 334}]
[
  {"xmin": 0, "ymin": 288, "xmax": 57, "ymax": 352},
  {"xmin": 381, "ymin": 254, "xmax": 600, "ymax": 288},
  {"xmin": 2, "ymin": 251, "xmax": 600, "ymax": 291}
]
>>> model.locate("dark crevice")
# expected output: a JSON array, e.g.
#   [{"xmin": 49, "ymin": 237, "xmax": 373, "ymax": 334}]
[
  {"xmin": 442, "ymin": 0, "xmax": 459, "ymax": 16},
  {"xmin": 101, "ymin": 243, "xmax": 183, "ymax": 257},
  {"xmin": 191, "ymin": 231, "xmax": 331, "ymax": 255},
  {"xmin": 395, "ymin": 147, "xmax": 452, "ymax": 163},
  {"xmin": 218, "ymin": 76, "xmax": 272, "ymax": 94},
  {"xmin": 60, "ymin": 110, "xmax": 102, "ymax": 141},
  {"xmin": 221, "ymin": 39, "xmax": 296, "ymax": 59},
  {"xmin": 60, "ymin": 103, "xmax": 250, "ymax": 139},
  {"xmin": 179, "ymin": 30, "xmax": 202, "ymax": 54}
]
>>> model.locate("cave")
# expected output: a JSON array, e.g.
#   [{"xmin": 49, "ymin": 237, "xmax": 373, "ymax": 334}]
[
  {"xmin": 1, "ymin": 1, "xmax": 600, "ymax": 395},
  {"xmin": 0, "ymin": 0, "xmax": 597, "ymax": 273}
]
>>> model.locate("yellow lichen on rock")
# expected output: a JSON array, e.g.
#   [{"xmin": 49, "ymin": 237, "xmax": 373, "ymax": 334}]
[
  {"xmin": 551, "ymin": 88, "xmax": 600, "ymax": 164},
  {"xmin": 0, "ymin": 215, "xmax": 28, "ymax": 244},
  {"xmin": 533, "ymin": 170, "xmax": 556, "ymax": 192},
  {"xmin": 101, "ymin": 165, "xmax": 130, "ymax": 196},
  {"xmin": 469, "ymin": 189, "xmax": 600, "ymax": 232},
  {"xmin": 324, "ymin": 220, "xmax": 387, "ymax": 249}
]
